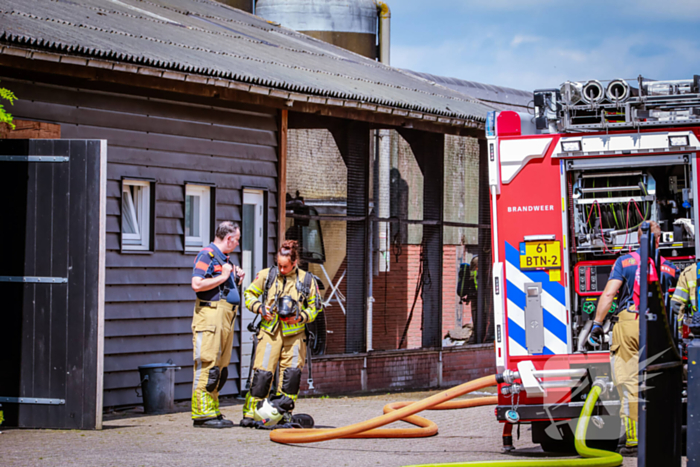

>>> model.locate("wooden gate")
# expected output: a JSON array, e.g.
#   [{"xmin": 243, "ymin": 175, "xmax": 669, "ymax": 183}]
[{"xmin": 0, "ymin": 138, "xmax": 106, "ymax": 429}]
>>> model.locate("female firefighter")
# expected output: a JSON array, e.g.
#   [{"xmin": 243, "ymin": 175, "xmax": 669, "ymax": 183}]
[{"xmin": 240, "ymin": 240, "xmax": 320, "ymax": 427}]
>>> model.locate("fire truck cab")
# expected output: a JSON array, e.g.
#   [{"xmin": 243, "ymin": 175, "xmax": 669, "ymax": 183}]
[{"xmin": 488, "ymin": 75, "xmax": 700, "ymax": 451}]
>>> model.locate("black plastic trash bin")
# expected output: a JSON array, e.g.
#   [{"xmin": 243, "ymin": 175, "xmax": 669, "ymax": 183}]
[{"xmin": 137, "ymin": 362, "xmax": 181, "ymax": 414}]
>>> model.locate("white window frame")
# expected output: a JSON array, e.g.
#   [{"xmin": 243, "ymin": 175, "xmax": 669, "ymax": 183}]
[
  {"xmin": 185, "ymin": 184, "xmax": 212, "ymax": 252},
  {"xmin": 121, "ymin": 179, "xmax": 151, "ymax": 251},
  {"xmin": 240, "ymin": 189, "xmax": 265, "ymax": 392}
]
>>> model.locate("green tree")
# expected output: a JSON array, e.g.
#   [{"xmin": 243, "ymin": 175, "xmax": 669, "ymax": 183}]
[{"xmin": 0, "ymin": 82, "xmax": 17, "ymax": 130}]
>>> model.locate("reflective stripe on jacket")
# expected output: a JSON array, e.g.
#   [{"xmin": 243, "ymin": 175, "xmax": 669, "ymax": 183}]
[
  {"xmin": 671, "ymin": 264, "xmax": 697, "ymax": 322},
  {"xmin": 244, "ymin": 267, "xmax": 319, "ymax": 336}
]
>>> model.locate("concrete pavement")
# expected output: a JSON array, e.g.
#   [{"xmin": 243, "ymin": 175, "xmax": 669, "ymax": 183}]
[{"xmin": 0, "ymin": 390, "xmax": 652, "ymax": 466}]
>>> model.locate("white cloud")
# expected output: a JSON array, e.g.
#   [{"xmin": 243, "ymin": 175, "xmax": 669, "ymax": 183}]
[
  {"xmin": 511, "ymin": 35, "xmax": 542, "ymax": 47},
  {"xmin": 392, "ymin": 34, "xmax": 700, "ymax": 92},
  {"xmin": 391, "ymin": 0, "xmax": 700, "ymax": 93}
]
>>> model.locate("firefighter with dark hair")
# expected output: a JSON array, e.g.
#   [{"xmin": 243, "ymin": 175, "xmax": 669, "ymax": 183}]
[
  {"xmin": 589, "ymin": 221, "xmax": 679, "ymax": 455},
  {"xmin": 190, "ymin": 221, "xmax": 245, "ymax": 428},
  {"xmin": 241, "ymin": 240, "xmax": 319, "ymax": 428}
]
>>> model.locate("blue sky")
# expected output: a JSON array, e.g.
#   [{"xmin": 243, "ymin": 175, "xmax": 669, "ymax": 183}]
[{"xmin": 390, "ymin": 0, "xmax": 700, "ymax": 92}]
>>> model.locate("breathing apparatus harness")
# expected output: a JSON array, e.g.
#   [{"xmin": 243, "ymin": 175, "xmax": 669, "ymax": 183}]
[
  {"xmin": 203, "ymin": 247, "xmax": 240, "ymax": 305},
  {"xmin": 245, "ymin": 266, "xmax": 319, "ymax": 392}
]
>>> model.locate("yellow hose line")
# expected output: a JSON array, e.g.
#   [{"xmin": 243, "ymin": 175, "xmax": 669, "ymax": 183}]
[
  {"xmin": 403, "ymin": 385, "xmax": 623, "ymax": 467},
  {"xmin": 573, "ymin": 386, "xmax": 624, "ymax": 466}
]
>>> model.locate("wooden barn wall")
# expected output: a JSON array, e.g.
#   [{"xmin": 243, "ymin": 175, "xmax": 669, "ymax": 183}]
[{"xmin": 3, "ymin": 76, "xmax": 279, "ymax": 408}]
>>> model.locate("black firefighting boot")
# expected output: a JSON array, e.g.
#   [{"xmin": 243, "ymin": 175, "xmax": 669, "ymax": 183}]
[{"xmin": 193, "ymin": 414, "xmax": 234, "ymax": 429}]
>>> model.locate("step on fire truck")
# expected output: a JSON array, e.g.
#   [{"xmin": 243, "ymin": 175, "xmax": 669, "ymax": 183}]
[{"xmin": 488, "ymin": 75, "xmax": 700, "ymax": 452}]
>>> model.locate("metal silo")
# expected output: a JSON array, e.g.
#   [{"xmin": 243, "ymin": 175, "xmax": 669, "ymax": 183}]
[{"xmin": 256, "ymin": 0, "xmax": 381, "ymax": 60}]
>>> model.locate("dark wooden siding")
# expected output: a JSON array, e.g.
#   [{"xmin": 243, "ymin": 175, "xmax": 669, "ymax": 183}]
[{"xmin": 3, "ymin": 77, "xmax": 279, "ymax": 408}]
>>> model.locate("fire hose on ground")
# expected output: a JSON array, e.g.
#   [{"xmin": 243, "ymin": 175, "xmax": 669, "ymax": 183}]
[{"xmin": 269, "ymin": 374, "xmax": 623, "ymax": 467}]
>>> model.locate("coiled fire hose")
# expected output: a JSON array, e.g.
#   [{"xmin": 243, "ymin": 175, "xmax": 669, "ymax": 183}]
[
  {"xmin": 270, "ymin": 375, "xmax": 498, "ymax": 443},
  {"xmin": 270, "ymin": 376, "xmax": 622, "ymax": 467}
]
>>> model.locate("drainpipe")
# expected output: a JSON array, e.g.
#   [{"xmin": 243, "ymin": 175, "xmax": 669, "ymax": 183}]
[
  {"xmin": 376, "ymin": 1, "xmax": 391, "ymax": 273},
  {"xmin": 367, "ymin": 1, "xmax": 391, "ymax": 352}
]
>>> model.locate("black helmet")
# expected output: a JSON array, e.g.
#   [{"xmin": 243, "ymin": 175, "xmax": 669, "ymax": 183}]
[{"xmin": 276, "ymin": 295, "xmax": 299, "ymax": 320}]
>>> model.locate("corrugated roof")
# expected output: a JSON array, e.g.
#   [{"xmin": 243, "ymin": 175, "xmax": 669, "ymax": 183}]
[
  {"xmin": 404, "ymin": 70, "xmax": 532, "ymax": 111},
  {"xmin": 0, "ymin": 0, "xmax": 496, "ymax": 122}
]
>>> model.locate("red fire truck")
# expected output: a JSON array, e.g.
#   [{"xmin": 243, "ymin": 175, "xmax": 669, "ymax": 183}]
[{"xmin": 488, "ymin": 75, "xmax": 700, "ymax": 451}]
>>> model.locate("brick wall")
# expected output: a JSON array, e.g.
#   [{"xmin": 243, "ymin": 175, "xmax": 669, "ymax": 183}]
[
  {"xmin": 372, "ymin": 245, "xmax": 423, "ymax": 350},
  {"xmin": 441, "ymin": 343, "xmax": 497, "ymax": 386},
  {"xmin": 306, "ymin": 220, "xmax": 346, "ymax": 292},
  {"xmin": 0, "ymin": 119, "xmax": 61, "ymax": 139},
  {"xmin": 300, "ymin": 344, "xmax": 496, "ymax": 396},
  {"xmin": 286, "ymin": 129, "xmax": 481, "ymax": 247},
  {"xmin": 443, "ymin": 134, "xmax": 480, "ymax": 245},
  {"xmin": 443, "ymin": 245, "xmax": 458, "ymax": 335},
  {"xmin": 391, "ymin": 131, "xmax": 424, "ymax": 244},
  {"xmin": 301, "ymin": 357, "xmax": 364, "ymax": 395},
  {"xmin": 323, "ymin": 244, "xmax": 472, "ymax": 354},
  {"xmin": 285, "ymin": 128, "xmax": 484, "ymax": 354},
  {"xmin": 286, "ymin": 128, "xmax": 347, "ymax": 199},
  {"xmin": 324, "ymin": 256, "xmax": 348, "ymax": 355}
]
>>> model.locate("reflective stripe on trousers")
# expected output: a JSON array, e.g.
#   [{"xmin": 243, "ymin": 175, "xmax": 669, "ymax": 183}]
[{"xmin": 191, "ymin": 298, "xmax": 237, "ymax": 420}]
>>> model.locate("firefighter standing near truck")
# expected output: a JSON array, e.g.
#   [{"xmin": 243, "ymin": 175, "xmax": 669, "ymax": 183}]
[
  {"xmin": 190, "ymin": 221, "xmax": 245, "ymax": 428},
  {"xmin": 589, "ymin": 221, "xmax": 680, "ymax": 456},
  {"xmin": 240, "ymin": 240, "xmax": 319, "ymax": 427},
  {"xmin": 671, "ymin": 263, "xmax": 698, "ymax": 331}
]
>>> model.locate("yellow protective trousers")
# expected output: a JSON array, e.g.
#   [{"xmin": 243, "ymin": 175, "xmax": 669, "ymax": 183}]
[
  {"xmin": 610, "ymin": 309, "xmax": 639, "ymax": 446},
  {"xmin": 243, "ymin": 325, "xmax": 306, "ymax": 419},
  {"xmin": 191, "ymin": 298, "xmax": 237, "ymax": 420}
]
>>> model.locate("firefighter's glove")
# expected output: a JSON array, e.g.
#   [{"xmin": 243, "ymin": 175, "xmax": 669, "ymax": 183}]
[
  {"xmin": 299, "ymin": 309, "xmax": 312, "ymax": 324},
  {"xmin": 588, "ymin": 321, "xmax": 604, "ymax": 346},
  {"xmin": 240, "ymin": 418, "xmax": 258, "ymax": 429},
  {"xmin": 260, "ymin": 304, "xmax": 274, "ymax": 322},
  {"xmin": 252, "ymin": 420, "xmax": 271, "ymax": 430}
]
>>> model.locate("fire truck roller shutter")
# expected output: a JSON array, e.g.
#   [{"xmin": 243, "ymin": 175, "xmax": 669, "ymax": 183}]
[{"xmin": 505, "ymin": 242, "xmax": 568, "ymax": 356}]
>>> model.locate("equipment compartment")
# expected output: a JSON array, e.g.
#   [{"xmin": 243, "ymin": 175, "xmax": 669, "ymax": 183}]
[
  {"xmin": 566, "ymin": 158, "xmax": 696, "ymax": 353},
  {"xmin": 570, "ymin": 162, "xmax": 694, "ymax": 253}
]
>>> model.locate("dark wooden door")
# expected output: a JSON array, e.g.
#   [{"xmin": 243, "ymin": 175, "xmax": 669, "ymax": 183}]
[{"xmin": 0, "ymin": 139, "xmax": 106, "ymax": 429}]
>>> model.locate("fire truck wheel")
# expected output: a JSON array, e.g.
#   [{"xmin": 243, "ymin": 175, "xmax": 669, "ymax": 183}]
[
  {"xmin": 539, "ymin": 438, "xmax": 575, "ymax": 453},
  {"xmin": 533, "ymin": 420, "xmax": 619, "ymax": 454},
  {"xmin": 532, "ymin": 420, "xmax": 575, "ymax": 453},
  {"xmin": 539, "ymin": 433, "xmax": 618, "ymax": 454}
]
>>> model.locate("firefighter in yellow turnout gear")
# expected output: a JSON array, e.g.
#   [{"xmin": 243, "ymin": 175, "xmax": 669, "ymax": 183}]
[
  {"xmin": 671, "ymin": 263, "xmax": 698, "ymax": 328},
  {"xmin": 190, "ymin": 222, "xmax": 245, "ymax": 428},
  {"xmin": 589, "ymin": 222, "xmax": 679, "ymax": 456},
  {"xmin": 241, "ymin": 240, "xmax": 319, "ymax": 426}
]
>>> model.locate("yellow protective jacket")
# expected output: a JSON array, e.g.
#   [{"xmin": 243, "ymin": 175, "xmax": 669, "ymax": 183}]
[
  {"xmin": 244, "ymin": 267, "xmax": 319, "ymax": 336},
  {"xmin": 671, "ymin": 263, "xmax": 697, "ymax": 325}
]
